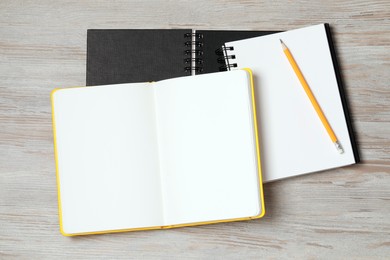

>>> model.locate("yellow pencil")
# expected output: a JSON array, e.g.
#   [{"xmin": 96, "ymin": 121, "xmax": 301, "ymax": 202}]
[{"xmin": 280, "ymin": 39, "xmax": 344, "ymax": 154}]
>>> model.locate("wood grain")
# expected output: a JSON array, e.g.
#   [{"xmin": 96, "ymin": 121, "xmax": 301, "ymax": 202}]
[{"xmin": 0, "ymin": 0, "xmax": 389, "ymax": 258}]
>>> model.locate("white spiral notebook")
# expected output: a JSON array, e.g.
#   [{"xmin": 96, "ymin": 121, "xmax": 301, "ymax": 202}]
[{"xmin": 223, "ymin": 23, "xmax": 359, "ymax": 182}]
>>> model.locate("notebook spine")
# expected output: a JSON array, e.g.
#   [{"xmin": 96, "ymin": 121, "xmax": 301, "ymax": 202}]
[
  {"xmin": 216, "ymin": 46, "xmax": 237, "ymax": 71},
  {"xmin": 184, "ymin": 33, "xmax": 204, "ymax": 73}
]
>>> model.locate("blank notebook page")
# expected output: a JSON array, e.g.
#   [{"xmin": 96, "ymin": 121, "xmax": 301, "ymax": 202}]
[
  {"xmin": 226, "ymin": 24, "xmax": 356, "ymax": 181},
  {"xmin": 52, "ymin": 83, "xmax": 164, "ymax": 234},
  {"xmin": 154, "ymin": 70, "xmax": 262, "ymax": 225}
]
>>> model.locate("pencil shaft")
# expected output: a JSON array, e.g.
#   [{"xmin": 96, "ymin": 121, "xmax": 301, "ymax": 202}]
[{"xmin": 283, "ymin": 47, "xmax": 338, "ymax": 143}]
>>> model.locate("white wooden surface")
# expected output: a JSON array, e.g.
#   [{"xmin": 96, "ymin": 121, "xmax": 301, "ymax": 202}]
[{"xmin": 0, "ymin": 0, "xmax": 389, "ymax": 258}]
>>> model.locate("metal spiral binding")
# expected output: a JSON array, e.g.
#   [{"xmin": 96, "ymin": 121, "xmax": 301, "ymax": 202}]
[
  {"xmin": 184, "ymin": 66, "xmax": 203, "ymax": 73},
  {"xmin": 184, "ymin": 58, "xmax": 203, "ymax": 64},
  {"xmin": 217, "ymin": 55, "xmax": 235, "ymax": 64},
  {"xmin": 215, "ymin": 46, "xmax": 234, "ymax": 55},
  {"xmin": 184, "ymin": 33, "xmax": 203, "ymax": 39},
  {"xmin": 215, "ymin": 46, "xmax": 237, "ymax": 71},
  {"xmin": 184, "ymin": 32, "xmax": 204, "ymax": 73},
  {"xmin": 184, "ymin": 50, "xmax": 203, "ymax": 56},
  {"xmin": 184, "ymin": 41, "xmax": 203, "ymax": 47}
]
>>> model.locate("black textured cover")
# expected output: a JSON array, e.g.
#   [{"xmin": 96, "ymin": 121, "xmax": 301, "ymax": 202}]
[
  {"xmin": 86, "ymin": 29, "xmax": 279, "ymax": 85},
  {"xmin": 324, "ymin": 23, "xmax": 360, "ymax": 163},
  {"xmin": 195, "ymin": 30, "xmax": 278, "ymax": 74},
  {"xmin": 86, "ymin": 29, "xmax": 191, "ymax": 85}
]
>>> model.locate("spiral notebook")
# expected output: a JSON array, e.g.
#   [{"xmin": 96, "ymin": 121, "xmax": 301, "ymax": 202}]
[
  {"xmin": 222, "ymin": 24, "xmax": 359, "ymax": 182},
  {"xmin": 52, "ymin": 69, "xmax": 264, "ymax": 236},
  {"xmin": 86, "ymin": 29, "xmax": 277, "ymax": 85}
]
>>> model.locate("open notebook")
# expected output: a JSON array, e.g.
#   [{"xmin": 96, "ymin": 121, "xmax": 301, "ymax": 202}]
[
  {"xmin": 223, "ymin": 24, "xmax": 359, "ymax": 182},
  {"xmin": 52, "ymin": 69, "xmax": 264, "ymax": 236}
]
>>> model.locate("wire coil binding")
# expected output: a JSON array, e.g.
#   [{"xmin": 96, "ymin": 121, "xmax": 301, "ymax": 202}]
[
  {"xmin": 184, "ymin": 32, "xmax": 204, "ymax": 73},
  {"xmin": 215, "ymin": 46, "xmax": 237, "ymax": 71},
  {"xmin": 215, "ymin": 46, "xmax": 234, "ymax": 55},
  {"xmin": 184, "ymin": 41, "xmax": 203, "ymax": 47},
  {"xmin": 184, "ymin": 58, "xmax": 203, "ymax": 64},
  {"xmin": 184, "ymin": 33, "xmax": 203, "ymax": 39},
  {"xmin": 184, "ymin": 50, "xmax": 203, "ymax": 56},
  {"xmin": 217, "ymin": 55, "xmax": 235, "ymax": 64},
  {"xmin": 184, "ymin": 66, "xmax": 203, "ymax": 73}
]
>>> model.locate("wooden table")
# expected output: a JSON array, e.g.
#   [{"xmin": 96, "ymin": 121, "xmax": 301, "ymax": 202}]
[{"xmin": 1, "ymin": 0, "xmax": 389, "ymax": 258}]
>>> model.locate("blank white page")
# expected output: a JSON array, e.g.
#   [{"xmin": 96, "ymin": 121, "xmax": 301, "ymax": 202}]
[
  {"xmin": 52, "ymin": 83, "xmax": 164, "ymax": 234},
  {"xmin": 225, "ymin": 24, "xmax": 356, "ymax": 182},
  {"xmin": 154, "ymin": 70, "xmax": 262, "ymax": 225}
]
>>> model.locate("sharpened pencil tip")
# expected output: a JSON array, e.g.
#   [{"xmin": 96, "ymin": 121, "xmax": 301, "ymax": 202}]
[{"xmin": 280, "ymin": 39, "xmax": 287, "ymax": 50}]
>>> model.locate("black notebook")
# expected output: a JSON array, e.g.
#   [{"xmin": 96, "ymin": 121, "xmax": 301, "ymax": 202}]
[{"xmin": 86, "ymin": 29, "xmax": 277, "ymax": 85}]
